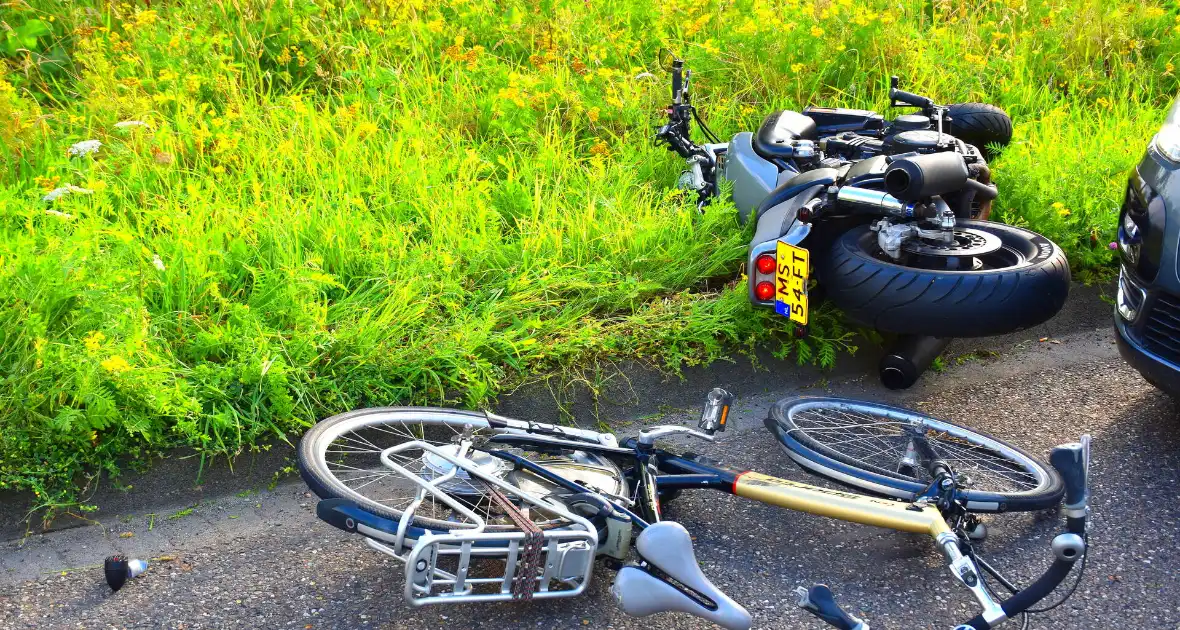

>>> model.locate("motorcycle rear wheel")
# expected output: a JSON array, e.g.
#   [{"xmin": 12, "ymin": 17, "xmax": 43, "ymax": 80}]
[{"xmin": 818, "ymin": 220, "xmax": 1070, "ymax": 338}]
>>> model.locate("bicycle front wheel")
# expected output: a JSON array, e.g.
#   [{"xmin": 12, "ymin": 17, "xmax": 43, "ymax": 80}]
[{"xmin": 766, "ymin": 397, "xmax": 1063, "ymax": 513}]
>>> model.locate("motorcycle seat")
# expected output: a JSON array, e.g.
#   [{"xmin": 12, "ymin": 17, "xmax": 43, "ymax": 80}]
[{"xmin": 753, "ymin": 110, "xmax": 818, "ymax": 161}]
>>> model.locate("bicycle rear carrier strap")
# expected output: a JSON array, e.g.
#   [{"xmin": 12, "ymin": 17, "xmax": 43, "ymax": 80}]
[{"xmin": 481, "ymin": 480, "xmax": 544, "ymax": 600}]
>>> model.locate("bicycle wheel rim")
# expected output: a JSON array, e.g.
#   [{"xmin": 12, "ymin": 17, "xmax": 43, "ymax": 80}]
[
  {"xmin": 298, "ymin": 408, "xmax": 621, "ymax": 532},
  {"xmin": 768, "ymin": 397, "xmax": 1063, "ymax": 512}
]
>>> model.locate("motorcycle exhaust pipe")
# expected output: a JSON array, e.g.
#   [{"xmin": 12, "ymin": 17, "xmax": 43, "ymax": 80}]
[
  {"xmin": 836, "ymin": 187, "xmax": 940, "ymax": 219},
  {"xmin": 884, "ymin": 153, "xmax": 969, "ymax": 202},
  {"xmin": 879, "ymin": 335, "xmax": 952, "ymax": 390}
]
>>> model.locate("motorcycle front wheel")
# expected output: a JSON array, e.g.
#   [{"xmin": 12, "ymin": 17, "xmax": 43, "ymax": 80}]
[{"xmin": 818, "ymin": 220, "xmax": 1070, "ymax": 338}]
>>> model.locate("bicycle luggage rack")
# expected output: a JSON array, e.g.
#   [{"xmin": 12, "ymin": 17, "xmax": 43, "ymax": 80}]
[{"xmin": 356, "ymin": 439, "xmax": 598, "ymax": 606}]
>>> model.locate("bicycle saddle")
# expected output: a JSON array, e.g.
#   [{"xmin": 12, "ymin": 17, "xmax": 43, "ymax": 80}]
[{"xmin": 611, "ymin": 521, "xmax": 752, "ymax": 630}]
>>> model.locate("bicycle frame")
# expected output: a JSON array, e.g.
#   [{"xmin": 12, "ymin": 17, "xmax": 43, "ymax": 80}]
[
  {"xmin": 485, "ymin": 435, "xmax": 1017, "ymax": 626},
  {"xmin": 655, "ymin": 452, "xmax": 952, "ymax": 537},
  {"xmin": 311, "ymin": 406, "xmax": 1090, "ymax": 629}
]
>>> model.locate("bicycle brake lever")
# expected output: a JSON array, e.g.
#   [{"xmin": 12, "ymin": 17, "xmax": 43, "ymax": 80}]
[{"xmin": 636, "ymin": 425, "xmax": 716, "ymax": 447}]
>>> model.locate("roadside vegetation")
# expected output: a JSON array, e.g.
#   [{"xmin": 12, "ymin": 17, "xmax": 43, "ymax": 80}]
[{"xmin": 1, "ymin": 0, "xmax": 1175, "ymax": 514}]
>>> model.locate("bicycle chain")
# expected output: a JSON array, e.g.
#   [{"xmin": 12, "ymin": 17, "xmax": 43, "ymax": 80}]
[{"xmin": 481, "ymin": 481, "xmax": 544, "ymax": 600}]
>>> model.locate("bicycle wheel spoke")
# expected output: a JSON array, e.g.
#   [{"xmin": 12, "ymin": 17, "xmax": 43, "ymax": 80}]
[{"xmin": 787, "ymin": 403, "xmax": 1045, "ymax": 495}]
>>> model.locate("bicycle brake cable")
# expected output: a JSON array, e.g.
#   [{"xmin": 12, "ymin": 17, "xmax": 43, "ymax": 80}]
[{"xmin": 962, "ymin": 538, "xmax": 1030, "ymax": 630}]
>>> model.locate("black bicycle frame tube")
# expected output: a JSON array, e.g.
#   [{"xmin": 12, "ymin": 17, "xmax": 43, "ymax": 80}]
[
  {"xmin": 653, "ymin": 452, "xmax": 741, "ymax": 492},
  {"xmin": 484, "ymin": 449, "xmax": 651, "ymax": 529}
]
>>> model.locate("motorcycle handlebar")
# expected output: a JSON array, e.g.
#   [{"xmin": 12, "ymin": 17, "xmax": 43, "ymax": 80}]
[
  {"xmin": 671, "ymin": 59, "xmax": 684, "ymax": 104},
  {"xmin": 888, "ymin": 75, "xmax": 934, "ymax": 109},
  {"xmin": 890, "ymin": 87, "xmax": 934, "ymax": 109}
]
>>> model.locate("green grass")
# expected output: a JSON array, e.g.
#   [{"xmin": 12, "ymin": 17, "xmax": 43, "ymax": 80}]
[{"xmin": 0, "ymin": 0, "xmax": 1176, "ymax": 514}]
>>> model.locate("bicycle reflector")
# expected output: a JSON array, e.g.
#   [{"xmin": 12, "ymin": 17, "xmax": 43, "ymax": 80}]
[
  {"xmin": 699, "ymin": 387, "xmax": 735, "ymax": 434},
  {"xmin": 755, "ymin": 281, "xmax": 775, "ymax": 301}
]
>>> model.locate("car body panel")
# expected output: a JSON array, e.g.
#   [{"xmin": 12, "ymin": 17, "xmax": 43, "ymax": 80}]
[{"xmin": 1114, "ymin": 123, "xmax": 1180, "ymax": 398}]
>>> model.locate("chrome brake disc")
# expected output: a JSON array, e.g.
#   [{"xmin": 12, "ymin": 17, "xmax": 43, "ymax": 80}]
[{"xmin": 903, "ymin": 228, "xmax": 1003, "ymax": 258}]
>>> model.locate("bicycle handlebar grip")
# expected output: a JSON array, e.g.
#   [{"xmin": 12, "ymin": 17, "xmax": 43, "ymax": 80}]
[
  {"xmin": 1049, "ymin": 442, "xmax": 1088, "ymax": 510},
  {"xmin": 796, "ymin": 585, "xmax": 863, "ymax": 630}
]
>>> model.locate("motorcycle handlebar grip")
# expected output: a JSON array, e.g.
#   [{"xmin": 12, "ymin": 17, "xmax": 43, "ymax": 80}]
[
  {"xmin": 890, "ymin": 87, "xmax": 934, "ymax": 109},
  {"xmin": 1049, "ymin": 442, "xmax": 1088, "ymax": 510},
  {"xmin": 671, "ymin": 60, "xmax": 683, "ymax": 102}
]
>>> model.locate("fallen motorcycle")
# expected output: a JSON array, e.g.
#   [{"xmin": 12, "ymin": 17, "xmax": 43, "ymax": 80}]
[{"xmin": 655, "ymin": 53, "xmax": 1071, "ymax": 388}]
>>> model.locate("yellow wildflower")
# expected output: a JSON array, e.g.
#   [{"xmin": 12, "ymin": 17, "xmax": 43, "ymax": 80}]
[
  {"xmin": 134, "ymin": 10, "xmax": 158, "ymax": 27},
  {"xmin": 791, "ymin": 63, "xmax": 805, "ymax": 73},
  {"xmin": 426, "ymin": 19, "xmax": 445, "ymax": 34},
  {"xmin": 587, "ymin": 107, "xmax": 600, "ymax": 123},
  {"xmin": 34, "ymin": 175, "xmax": 61, "ymax": 192},
  {"xmin": 101, "ymin": 355, "xmax": 132, "ymax": 374},
  {"xmin": 84, "ymin": 331, "xmax": 106, "ymax": 351},
  {"xmin": 357, "ymin": 121, "xmax": 379, "ymax": 136},
  {"xmin": 810, "ymin": 25, "xmax": 825, "ymax": 37}
]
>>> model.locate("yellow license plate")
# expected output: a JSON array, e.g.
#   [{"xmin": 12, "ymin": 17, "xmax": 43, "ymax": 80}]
[{"xmin": 775, "ymin": 241, "xmax": 809, "ymax": 325}]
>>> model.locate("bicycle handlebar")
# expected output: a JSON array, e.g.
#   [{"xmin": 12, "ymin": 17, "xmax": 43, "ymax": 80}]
[
  {"xmin": 800, "ymin": 437, "xmax": 1091, "ymax": 630},
  {"xmin": 962, "ymin": 439, "xmax": 1090, "ymax": 629}
]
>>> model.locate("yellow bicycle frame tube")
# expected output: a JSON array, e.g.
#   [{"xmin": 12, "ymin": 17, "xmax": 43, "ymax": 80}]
[{"xmin": 733, "ymin": 471, "xmax": 952, "ymax": 538}]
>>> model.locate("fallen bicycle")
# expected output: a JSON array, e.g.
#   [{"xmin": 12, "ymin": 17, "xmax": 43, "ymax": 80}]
[{"xmin": 297, "ymin": 389, "xmax": 1090, "ymax": 629}]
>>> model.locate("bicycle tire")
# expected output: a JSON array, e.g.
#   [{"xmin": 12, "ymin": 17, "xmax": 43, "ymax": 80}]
[
  {"xmin": 298, "ymin": 407, "xmax": 621, "ymax": 533},
  {"xmin": 766, "ymin": 397, "xmax": 1063, "ymax": 513}
]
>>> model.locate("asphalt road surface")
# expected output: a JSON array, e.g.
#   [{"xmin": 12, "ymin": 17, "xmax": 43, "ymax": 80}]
[{"xmin": 2, "ymin": 317, "xmax": 1179, "ymax": 629}]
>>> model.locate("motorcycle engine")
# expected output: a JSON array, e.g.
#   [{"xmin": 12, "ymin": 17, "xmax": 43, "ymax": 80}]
[{"xmin": 883, "ymin": 129, "xmax": 956, "ymax": 154}]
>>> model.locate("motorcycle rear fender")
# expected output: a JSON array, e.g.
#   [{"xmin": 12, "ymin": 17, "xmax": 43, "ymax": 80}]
[{"xmin": 745, "ymin": 185, "xmax": 820, "ymax": 305}]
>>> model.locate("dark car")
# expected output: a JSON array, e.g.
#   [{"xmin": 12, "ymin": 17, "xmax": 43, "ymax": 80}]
[{"xmin": 1114, "ymin": 98, "xmax": 1180, "ymax": 398}]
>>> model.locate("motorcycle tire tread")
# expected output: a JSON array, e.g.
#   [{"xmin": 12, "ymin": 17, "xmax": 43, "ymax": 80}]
[
  {"xmin": 946, "ymin": 102, "xmax": 1012, "ymax": 158},
  {"xmin": 819, "ymin": 221, "xmax": 1070, "ymax": 338}
]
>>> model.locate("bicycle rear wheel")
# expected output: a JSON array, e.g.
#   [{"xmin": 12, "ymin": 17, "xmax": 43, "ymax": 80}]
[
  {"xmin": 766, "ymin": 397, "xmax": 1063, "ymax": 513},
  {"xmin": 297, "ymin": 407, "xmax": 625, "ymax": 533}
]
